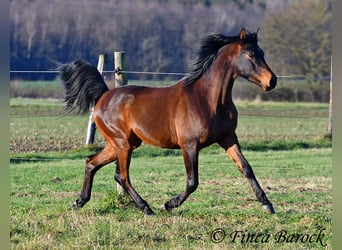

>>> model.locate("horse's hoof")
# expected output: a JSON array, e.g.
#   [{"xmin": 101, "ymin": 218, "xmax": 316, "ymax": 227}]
[
  {"xmin": 160, "ymin": 204, "xmax": 172, "ymax": 212},
  {"xmin": 72, "ymin": 201, "xmax": 78, "ymax": 209},
  {"xmin": 263, "ymin": 205, "xmax": 276, "ymax": 214},
  {"xmin": 143, "ymin": 207, "xmax": 155, "ymax": 216},
  {"xmin": 72, "ymin": 200, "xmax": 82, "ymax": 209}
]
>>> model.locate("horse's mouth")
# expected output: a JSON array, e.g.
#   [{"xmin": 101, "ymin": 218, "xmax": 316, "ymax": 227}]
[
  {"xmin": 250, "ymin": 73, "xmax": 277, "ymax": 91},
  {"xmin": 264, "ymin": 85, "xmax": 274, "ymax": 91}
]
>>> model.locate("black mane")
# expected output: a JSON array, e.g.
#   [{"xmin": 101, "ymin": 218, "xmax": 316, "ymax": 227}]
[{"xmin": 184, "ymin": 32, "xmax": 257, "ymax": 85}]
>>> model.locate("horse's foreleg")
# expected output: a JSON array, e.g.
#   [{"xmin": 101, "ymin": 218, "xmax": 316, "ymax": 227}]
[
  {"xmin": 163, "ymin": 145, "xmax": 199, "ymax": 211},
  {"xmin": 116, "ymin": 149, "xmax": 155, "ymax": 215},
  {"xmin": 219, "ymin": 135, "xmax": 275, "ymax": 214},
  {"xmin": 73, "ymin": 145, "xmax": 117, "ymax": 208}
]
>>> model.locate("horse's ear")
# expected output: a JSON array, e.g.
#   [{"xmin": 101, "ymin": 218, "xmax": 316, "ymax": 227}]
[
  {"xmin": 256, "ymin": 27, "xmax": 260, "ymax": 37},
  {"xmin": 239, "ymin": 28, "xmax": 247, "ymax": 40}
]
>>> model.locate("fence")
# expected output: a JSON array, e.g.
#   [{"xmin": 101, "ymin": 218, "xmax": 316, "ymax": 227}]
[{"xmin": 10, "ymin": 52, "xmax": 333, "ymax": 142}]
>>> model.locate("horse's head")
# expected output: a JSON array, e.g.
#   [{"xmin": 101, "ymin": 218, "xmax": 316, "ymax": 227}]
[{"xmin": 234, "ymin": 28, "xmax": 277, "ymax": 91}]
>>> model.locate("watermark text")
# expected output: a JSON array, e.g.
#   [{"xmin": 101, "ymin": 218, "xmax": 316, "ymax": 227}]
[{"xmin": 210, "ymin": 228, "xmax": 327, "ymax": 247}]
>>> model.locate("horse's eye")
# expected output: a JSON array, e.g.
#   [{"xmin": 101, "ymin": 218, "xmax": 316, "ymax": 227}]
[{"xmin": 247, "ymin": 52, "xmax": 255, "ymax": 58}]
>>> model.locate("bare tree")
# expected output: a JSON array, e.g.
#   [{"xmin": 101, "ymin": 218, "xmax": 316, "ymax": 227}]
[
  {"xmin": 10, "ymin": 0, "xmax": 279, "ymax": 80},
  {"xmin": 261, "ymin": 0, "xmax": 332, "ymax": 84}
]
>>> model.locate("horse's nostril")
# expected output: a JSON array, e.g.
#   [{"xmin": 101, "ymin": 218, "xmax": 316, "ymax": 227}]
[
  {"xmin": 265, "ymin": 75, "xmax": 277, "ymax": 91},
  {"xmin": 271, "ymin": 75, "xmax": 277, "ymax": 88}
]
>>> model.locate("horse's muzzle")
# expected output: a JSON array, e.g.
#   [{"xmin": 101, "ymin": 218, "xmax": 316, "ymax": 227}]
[{"xmin": 265, "ymin": 75, "xmax": 277, "ymax": 91}]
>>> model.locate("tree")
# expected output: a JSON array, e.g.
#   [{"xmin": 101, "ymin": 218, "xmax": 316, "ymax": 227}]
[
  {"xmin": 261, "ymin": 0, "xmax": 332, "ymax": 84},
  {"xmin": 10, "ymin": 0, "xmax": 267, "ymax": 80}
]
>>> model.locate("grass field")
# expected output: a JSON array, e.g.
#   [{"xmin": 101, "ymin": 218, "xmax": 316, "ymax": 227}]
[{"xmin": 10, "ymin": 98, "xmax": 332, "ymax": 249}]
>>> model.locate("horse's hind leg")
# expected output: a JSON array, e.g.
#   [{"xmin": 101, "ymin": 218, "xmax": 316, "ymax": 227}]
[
  {"xmin": 73, "ymin": 145, "xmax": 117, "ymax": 208},
  {"xmin": 219, "ymin": 134, "xmax": 275, "ymax": 214},
  {"xmin": 115, "ymin": 149, "xmax": 155, "ymax": 215}
]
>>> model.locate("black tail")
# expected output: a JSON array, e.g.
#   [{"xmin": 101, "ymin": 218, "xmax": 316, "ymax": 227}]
[{"xmin": 59, "ymin": 60, "xmax": 109, "ymax": 115}]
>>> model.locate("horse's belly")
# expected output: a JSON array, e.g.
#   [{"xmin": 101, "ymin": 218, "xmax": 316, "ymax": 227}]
[{"xmin": 133, "ymin": 125, "xmax": 180, "ymax": 149}]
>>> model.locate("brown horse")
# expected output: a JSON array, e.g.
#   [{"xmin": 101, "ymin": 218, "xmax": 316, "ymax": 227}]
[{"xmin": 60, "ymin": 28, "xmax": 277, "ymax": 215}]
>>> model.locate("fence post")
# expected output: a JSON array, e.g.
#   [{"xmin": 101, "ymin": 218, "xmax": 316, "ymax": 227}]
[
  {"xmin": 85, "ymin": 54, "xmax": 105, "ymax": 145},
  {"xmin": 114, "ymin": 51, "xmax": 127, "ymax": 195},
  {"xmin": 114, "ymin": 51, "xmax": 127, "ymax": 87}
]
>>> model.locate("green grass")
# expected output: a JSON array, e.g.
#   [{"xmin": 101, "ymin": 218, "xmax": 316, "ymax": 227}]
[
  {"xmin": 10, "ymin": 80, "xmax": 64, "ymax": 98},
  {"xmin": 10, "ymin": 98, "xmax": 332, "ymax": 249},
  {"xmin": 10, "ymin": 148, "xmax": 332, "ymax": 249},
  {"xmin": 10, "ymin": 98, "xmax": 330, "ymax": 153}
]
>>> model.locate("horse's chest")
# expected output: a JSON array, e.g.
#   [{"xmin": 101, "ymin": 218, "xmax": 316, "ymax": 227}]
[
  {"xmin": 196, "ymin": 110, "xmax": 237, "ymax": 145},
  {"xmin": 213, "ymin": 115, "xmax": 237, "ymax": 135}
]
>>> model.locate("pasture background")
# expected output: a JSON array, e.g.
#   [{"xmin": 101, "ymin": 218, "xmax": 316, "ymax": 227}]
[{"xmin": 10, "ymin": 82, "xmax": 332, "ymax": 249}]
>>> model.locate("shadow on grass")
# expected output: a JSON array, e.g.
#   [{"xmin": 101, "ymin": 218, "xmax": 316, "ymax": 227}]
[
  {"xmin": 10, "ymin": 145, "xmax": 101, "ymax": 164},
  {"xmin": 94, "ymin": 190, "xmax": 137, "ymax": 215},
  {"xmin": 10, "ymin": 156, "xmax": 61, "ymax": 164}
]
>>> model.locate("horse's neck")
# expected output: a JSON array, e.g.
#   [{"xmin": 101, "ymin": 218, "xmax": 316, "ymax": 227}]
[{"xmin": 198, "ymin": 62, "xmax": 235, "ymax": 113}]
